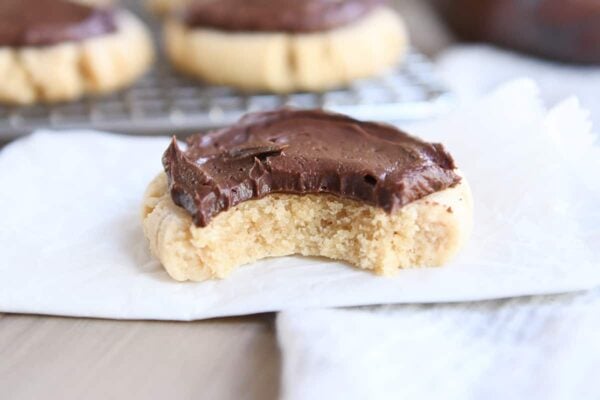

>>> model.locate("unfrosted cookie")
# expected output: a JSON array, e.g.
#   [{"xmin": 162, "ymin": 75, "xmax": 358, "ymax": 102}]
[
  {"xmin": 0, "ymin": 0, "xmax": 154, "ymax": 105},
  {"xmin": 142, "ymin": 109, "xmax": 472, "ymax": 282},
  {"xmin": 164, "ymin": 0, "xmax": 408, "ymax": 93}
]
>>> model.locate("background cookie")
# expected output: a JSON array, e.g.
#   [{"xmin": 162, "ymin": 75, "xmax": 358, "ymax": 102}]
[
  {"xmin": 0, "ymin": 5, "xmax": 154, "ymax": 105},
  {"xmin": 164, "ymin": 3, "xmax": 408, "ymax": 92},
  {"xmin": 145, "ymin": 0, "xmax": 190, "ymax": 15}
]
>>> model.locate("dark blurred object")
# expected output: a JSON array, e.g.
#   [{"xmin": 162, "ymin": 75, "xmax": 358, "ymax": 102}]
[{"xmin": 431, "ymin": 0, "xmax": 600, "ymax": 64}]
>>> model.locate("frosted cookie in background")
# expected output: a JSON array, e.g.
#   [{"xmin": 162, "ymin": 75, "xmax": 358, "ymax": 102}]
[
  {"xmin": 163, "ymin": 0, "xmax": 409, "ymax": 93},
  {"xmin": 431, "ymin": 0, "xmax": 600, "ymax": 64},
  {"xmin": 0, "ymin": 0, "xmax": 154, "ymax": 105}
]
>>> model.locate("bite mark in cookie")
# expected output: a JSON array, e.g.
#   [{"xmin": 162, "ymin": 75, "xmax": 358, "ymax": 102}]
[{"xmin": 143, "ymin": 109, "xmax": 472, "ymax": 281}]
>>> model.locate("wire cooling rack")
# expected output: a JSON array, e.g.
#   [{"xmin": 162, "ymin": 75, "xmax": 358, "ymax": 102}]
[{"xmin": 0, "ymin": 2, "xmax": 454, "ymax": 141}]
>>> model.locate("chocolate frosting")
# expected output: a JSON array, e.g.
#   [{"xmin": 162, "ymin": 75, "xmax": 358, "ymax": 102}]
[
  {"xmin": 0, "ymin": 0, "xmax": 116, "ymax": 47},
  {"xmin": 432, "ymin": 0, "xmax": 600, "ymax": 64},
  {"xmin": 182, "ymin": 0, "xmax": 386, "ymax": 33},
  {"xmin": 163, "ymin": 109, "xmax": 461, "ymax": 227}
]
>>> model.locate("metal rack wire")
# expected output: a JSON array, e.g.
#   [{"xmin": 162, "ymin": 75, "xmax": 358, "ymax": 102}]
[{"xmin": 0, "ymin": 2, "xmax": 454, "ymax": 140}]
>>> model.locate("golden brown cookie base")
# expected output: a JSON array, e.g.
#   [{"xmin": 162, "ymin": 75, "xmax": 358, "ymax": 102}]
[
  {"xmin": 142, "ymin": 173, "xmax": 472, "ymax": 282},
  {"xmin": 164, "ymin": 7, "xmax": 408, "ymax": 93},
  {"xmin": 145, "ymin": 0, "xmax": 190, "ymax": 15},
  {"xmin": 0, "ymin": 10, "xmax": 154, "ymax": 105}
]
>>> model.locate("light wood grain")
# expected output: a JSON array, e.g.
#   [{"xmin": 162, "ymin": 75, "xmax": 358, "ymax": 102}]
[{"xmin": 0, "ymin": 314, "xmax": 280, "ymax": 400}]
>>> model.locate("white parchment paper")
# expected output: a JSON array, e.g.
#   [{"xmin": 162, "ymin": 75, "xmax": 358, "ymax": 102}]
[
  {"xmin": 277, "ymin": 289, "xmax": 600, "ymax": 400},
  {"xmin": 0, "ymin": 80, "xmax": 598, "ymax": 320}
]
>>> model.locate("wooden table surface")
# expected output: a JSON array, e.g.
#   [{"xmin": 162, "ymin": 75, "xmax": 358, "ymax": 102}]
[
  {"xmin": 0, "ymin": 2, "xmax": 453, "ymax": 399},
  {"xmin": 0, "ymin": 313, "xmax": 279, "ymax": 399}
]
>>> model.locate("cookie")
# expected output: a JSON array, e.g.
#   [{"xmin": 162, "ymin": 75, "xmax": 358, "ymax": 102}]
[
  {"xmin": 0, "ymin": 0, "xmax": 154, "ymax": 105},
  {"xmin": 434, "ymin": 0, "xmax": 600, "ymax": 64},
  {"xmin": 145, "ymin": 0, "xmax": 190, "ymax": 16},
  {"xmin": 164, "ymin": 0, "xmax": 408, "ymax": 93},
  {"xmin": 142, "ymin": 109, "xmax": 473, "ymax": 281}
]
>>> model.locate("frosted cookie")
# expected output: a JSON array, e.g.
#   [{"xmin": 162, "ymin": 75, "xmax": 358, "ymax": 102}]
[
  {"xmin": 0, "ymin": 0, "xmax": 154, "ymax": 105},
  {"xmin": 164, "ymin": 0, "xmax": 408, "ymax": 93},
  {"xmin": 142, "ymin": 109, "xmax": 472, "ymax": 282}
]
